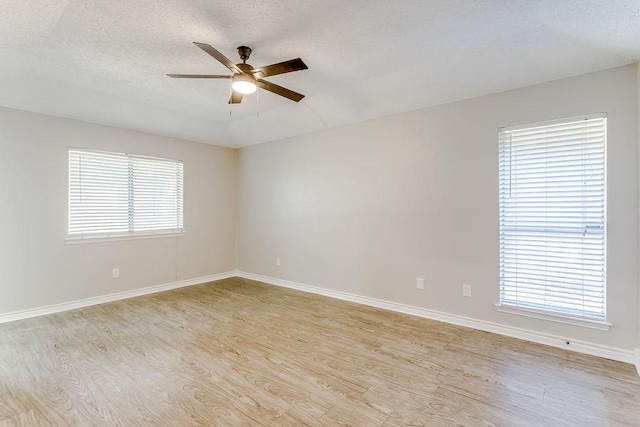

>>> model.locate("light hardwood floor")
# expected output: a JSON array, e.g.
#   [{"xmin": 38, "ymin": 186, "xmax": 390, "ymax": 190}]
[{"xmin": 0, "ymin": 277, "xmax": 639, "ymax": 426}]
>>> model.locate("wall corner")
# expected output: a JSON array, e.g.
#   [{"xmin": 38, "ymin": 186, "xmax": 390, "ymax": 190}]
[{"xmin": 637, "ymin": 62, "xmax": 640, "ymax": 370}]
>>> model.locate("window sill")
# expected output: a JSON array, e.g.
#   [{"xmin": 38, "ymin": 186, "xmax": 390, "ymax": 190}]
[
  {"xmin": 495, "ymin": 304, "xmax": 611, "ymax": 331},
  {"xmin": 66, "ymin": 231, "xmax": 185, "ymax": 245}
]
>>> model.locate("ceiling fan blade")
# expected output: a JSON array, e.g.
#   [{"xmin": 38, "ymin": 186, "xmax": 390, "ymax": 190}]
[
  {"xmin": 257, "ymin": 80, "xmax": 305, "ymax": 102},
  {"xmin": 193, "ymin": 42, "xmax": 242, "ymax": 74},
  {"xmin": 229, "ymin": 91, "xmax": 244, "ymax": 104},
  {"xmin": 167, "ymin": 74, "xmax": 230, "ymax": 79},
  {"xmin": 252, "ymin": 58, "xmax": 308, "ymax": 78}
]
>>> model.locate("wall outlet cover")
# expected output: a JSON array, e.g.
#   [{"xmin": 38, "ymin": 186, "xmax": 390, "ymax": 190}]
[{"xmin": 463, "ymin": 283, "xmax": 471, "ymax": 297}]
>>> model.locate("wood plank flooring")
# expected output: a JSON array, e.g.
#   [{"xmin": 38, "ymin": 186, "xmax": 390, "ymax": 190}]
[{"xmin": 0, "ymin": 277, "xmax": 639, "ymax": 426}]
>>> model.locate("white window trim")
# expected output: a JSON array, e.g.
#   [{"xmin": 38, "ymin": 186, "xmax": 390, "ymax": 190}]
[
  {"xmin": 495, "ymin": 303, "xmax": 611, "ymax": 331},
  {"xmin": 500, "ymin": 113, "xmax": 606, "ymax": 133},
  {"xmin": 498, "ymin": 114, "xmax": 607, "ymax": 326},
  {"xmin": 68, "ymin": 147, "xmax": 184, "ymax": 242},
  {"xmin": 66, "ymin": 230, "xmax": 186, "ymax": 245}
]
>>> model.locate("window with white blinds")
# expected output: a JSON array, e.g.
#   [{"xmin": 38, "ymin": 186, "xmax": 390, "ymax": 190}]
[
  {"xmin": 69, "ymin": 149, "xmax": 183, "ymax": 239},
  {"xmin": 498, "ymin": 114, "xmax": 606, "ymax": 322}
]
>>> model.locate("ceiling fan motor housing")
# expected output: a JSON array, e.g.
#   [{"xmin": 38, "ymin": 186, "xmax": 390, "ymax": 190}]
[{"xmin": 236, "ymin": 63, "xmax": 254, "ymax": 73}]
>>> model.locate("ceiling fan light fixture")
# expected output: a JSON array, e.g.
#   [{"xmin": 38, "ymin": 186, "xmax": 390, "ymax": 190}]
[
  {"xmin": 168, "ymin": 42, "xmax": 306, "ymax": 103},
  {"xmin": 231, "ymin": 74, "xmax": 257, "ymax": 94}
]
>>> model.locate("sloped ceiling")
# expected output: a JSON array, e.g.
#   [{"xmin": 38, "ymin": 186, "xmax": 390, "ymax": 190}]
[{"xmin": 1, "ymin": 1, "xmax": 639, "ymax": 148}]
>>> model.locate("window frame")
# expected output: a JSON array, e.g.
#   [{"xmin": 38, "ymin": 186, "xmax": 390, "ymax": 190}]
[
  {"xmin": 495, "ymin": 114, "xmax": 609, "ymax": 330},
  {"xmin": 67, "ymin": 148, "xmax": 184, "ymax": 244}
]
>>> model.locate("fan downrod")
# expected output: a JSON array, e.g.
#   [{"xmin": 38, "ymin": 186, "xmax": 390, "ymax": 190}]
[{"xmin": 237, "ymin": 46, "xmax": 252, "ymax": 63}]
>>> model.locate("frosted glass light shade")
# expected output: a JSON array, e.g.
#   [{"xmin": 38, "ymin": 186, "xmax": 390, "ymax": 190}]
[{"xmin": 231, "ymin": 74, "xmax": 257, "ymax": 94}]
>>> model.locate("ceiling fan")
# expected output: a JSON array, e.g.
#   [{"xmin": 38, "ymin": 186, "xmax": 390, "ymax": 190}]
[{"xmin": 168, "ymin": 42, "xmax": 308, "ymax": 104}]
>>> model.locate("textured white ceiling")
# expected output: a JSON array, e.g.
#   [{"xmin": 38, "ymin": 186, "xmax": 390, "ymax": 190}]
[{"xmin": 1, "ymin": 0, "xmax": 639, "ymax": 147}]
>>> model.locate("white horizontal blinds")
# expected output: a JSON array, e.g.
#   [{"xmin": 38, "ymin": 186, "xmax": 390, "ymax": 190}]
[
  {"xmin": 498, "ymin": 115, "xmax": 606, "ymax": 321},
  {"xmin": 69, "ymin": 150, "xmax": 130, "ymax": 236},
  {"xmin": 131, "ymin": 157, "xmax": 183, "ymax": 232},
  {"xmin": 69, "ymin": 149, "xmax": 183, "ymax": 238}
]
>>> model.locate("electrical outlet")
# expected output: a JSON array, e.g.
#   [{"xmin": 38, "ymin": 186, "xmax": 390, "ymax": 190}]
[
  {"xmin": 112, "ymin": 268, "xmax": 120, "ymax": 279},
  {"xmin": 463, "ymin": 283, "xmax": 471, "ymax": 297},
  {"xmin": 276, "ymin": 258, "xmax": 281, "ymax": 267},
  {"xmin": 416, "ymin": 278, "xmax": 424, "ymax": 290}
]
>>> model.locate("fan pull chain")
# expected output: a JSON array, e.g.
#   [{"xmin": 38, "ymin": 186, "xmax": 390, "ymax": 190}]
[
  {"xmin": 229, "ymin": 82, "xmax": 233, "ymax": 116},
  {"xmin": 256, "ymin": 86, "xmax": 259, "ymax": 118}
]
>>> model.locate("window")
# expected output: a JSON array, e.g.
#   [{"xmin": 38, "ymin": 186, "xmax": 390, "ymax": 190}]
[
  {"xmin": 69, "ymin": 149, "xmax": 183, "ymax": 240},
  {"xmin": 498, "ymin": 115, "xmax": 606, "ymax": 324}
]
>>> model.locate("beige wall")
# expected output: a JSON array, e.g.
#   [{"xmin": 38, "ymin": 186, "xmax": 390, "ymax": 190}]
[
  {"xmin": 0, "ymin": 107, "xmax": 237, "ymax": 314},
  {"xmin": 1, "ymin": 65, "xmax": 638, "ymax": 353},
  {"xmin": 237, "ymin": 65, "xmax": 639, "ymax": 351}
]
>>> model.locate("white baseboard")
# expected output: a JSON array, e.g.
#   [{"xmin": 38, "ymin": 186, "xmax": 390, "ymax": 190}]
[
  {"xmin": 0, "ymin": 270, "xmax": 238, "ymax": 324},
  {"xmin": 237, "ymin": 271, "xmax": 637, "ymax": 366}
]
